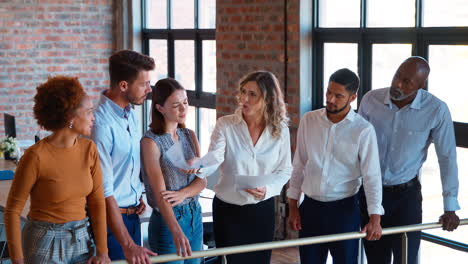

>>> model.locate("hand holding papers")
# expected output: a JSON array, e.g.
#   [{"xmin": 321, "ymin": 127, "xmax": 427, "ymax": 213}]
[
  {"xmin": 166, "ymin": 141, "xmax": 219, "ymax": 177},
  {"xmin": 235, "ymin": 174, "xmax": 275, "ymax": 191}
]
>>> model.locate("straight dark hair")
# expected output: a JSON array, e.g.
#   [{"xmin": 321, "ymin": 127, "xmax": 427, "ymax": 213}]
[
  {"xmin": 329, "ymin": 68, "xmax": 360, "ymax": 94},
  {"xmin": 109, "ymin": 50, "xmax": 155, "ymax": 88},
  {"xmin": 149, "ymin": 78, "xmax": 186, "ymax": 135}
]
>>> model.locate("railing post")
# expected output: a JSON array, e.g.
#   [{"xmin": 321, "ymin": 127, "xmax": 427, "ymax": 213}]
[{"xmin": 402, "ymin": 232, "xmax": 408, "ymax": 264}]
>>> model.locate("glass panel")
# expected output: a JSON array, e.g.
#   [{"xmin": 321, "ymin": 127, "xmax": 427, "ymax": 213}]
[
  {"xmin": 146, "ymin": 99, "xmax": 153, "ymax": 130},
  {"xmin": 175, "ymin": 40, "xmax": 195, "ymax": 90},
  {"xmin": 367, "ymin": 0, "xmax": 415, "ymax": 27},
  {"xmin": 134, "ymin": 104, "xmax": 143, "ymax": 136},
  {"xmin": 421, "ymin": 146, "xmax": 468, "ymax": 243},
  {"xmin": 323, "ymin": 43, "xmax": 358, "ymax": 109},
  {"xmin": 424, "ymin": 0, "xmax": 468, "ymax": 27},
  {"xmin": 318, "ymin": 0, "xmax": 360, "ymax": 28},
  {"xmin": 199, "ymin": 108, "xmax": 217, "ymax": 155},
  {"xmin": 421, "ymin": 237, "xmax": 468, "ymax": 263},
  {"xmin": 428, "ymin": 45, "xmax": 468, "ymax": 123},
  {"xmin": 185, "ymin": 105, "xmax": 197, "ymax": 133},
  {"xmin": 199, "ymin": 0, "xmax": 216, "ymax": 29},
  {"xmin": 171, "ymin": 0, "xmax": 195, "ymax": 29},
  {"xmin": 149, "ymin": 39, "xmax": 168, "ymax": 85},
  {"xmin": 372, "ymin": 44, "xmax": 412, "ymax": 90},
  {"xmin": 202, "ymin": 40, "xmax": 216, "ymax": 93},
  {"xmin": 145, "ymin": 0, "xmax": 167, "ymax": 29}
]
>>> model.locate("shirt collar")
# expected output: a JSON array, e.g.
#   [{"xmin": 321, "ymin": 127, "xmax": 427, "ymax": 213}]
[
  {"xmin": 233, "ymin": 108, "xmax": 244, "ymax": 124},
  {"xmin": 320, "ymin": 107, "xmax": 356, "ymax": 123},
  {"xmin": 99, "ymin": 90, "xmax": 132, "ymax": 119},
  {"xmin": 384, "ymin": 88, "xmax": 423, "ymax": 110}
]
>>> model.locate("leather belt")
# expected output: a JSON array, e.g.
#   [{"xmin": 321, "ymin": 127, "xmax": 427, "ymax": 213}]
[
  {"xmin": 119, "ymin": 206, "xmax": 138, "ymax": 215},
  {"xmin": 383, "ymin": 177, "xmax": 419, "ymax": 192}
]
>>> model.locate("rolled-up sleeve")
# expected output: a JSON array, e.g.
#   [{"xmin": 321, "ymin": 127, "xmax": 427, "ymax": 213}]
[
  {"xmin": 199, "ymin": 118, "xmax": 227, "ymax": 178},
  {"xmin": 287, "ymin": 116, "xmax": 308, "ymax": 200},
  {"xmin": 264, "ymin": 126, "xmax": 292, "ymax": 200},
  {"xmin": 359, "ymin": 126, "xmax": 385, "ymax": 215},
  {"xmin": 432, "ymin": 103, "xmax": 460, "ymax": 211},
  {"xmin": 91, "ymin": 124, "xmax": 115, "ymax": 198}
]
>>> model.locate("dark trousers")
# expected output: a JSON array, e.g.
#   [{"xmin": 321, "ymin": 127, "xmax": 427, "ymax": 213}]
[
  {"xmin": 212, "ymin": 196, "xmax": 275, "ymax": 264},
  {"xmin": 360, "ymin": 180, "xmax": 422, "ymax": 264},
  {"xmin": 299, "ymin": 195, "xmax": 360, "ymax": 264},
  {"xmin": 107, "ymin": 213, "xmax": 142, "ymax": 260}
]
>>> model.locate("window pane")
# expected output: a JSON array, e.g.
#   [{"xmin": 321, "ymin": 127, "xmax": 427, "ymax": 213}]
[
  {"xmin": 146, "ymin": 99, "xmax": 153, "ymax": 129},
  {"xmin": 421, "ymin": 237, "xmax": 468, "ymax": 263},
  {"xmin": 149, "ymin": 39, "xmax": 168, "ymax": 85},
  {"xmin": 367, "ymin": 0, "xmax": 415, "ymax": 27},
  {"xmin": 199, "ymin": 108, "xmax": 216, "ymax": 155},
  {"xmin": 171, "ymin": 0, "xmax": 195, "ymax": 29},
  {"xmin": 319, "ymin": 0, "xmax": 360, "ymax": 28},
  {"xmin": 199, "ymin": 0, "xmax": 216, "ymax": 29},
  {"xmin": 202, "ymin": 40, "xmax": 216, "ymax": 93},
  {"xmin": 323, "ymin": 43, "xmax": 358, "ymax": 109},
  {"xmin": 145, "ymin": 0, "xmax": 167, "ymax": 29},
  {"xmin": 421, "ymin": 146, "xmax": 468, "ymax": 243},
  {"xmin": 175, "ymin": 40, "xmax": 195, "ymax": 90},
  {"xmin": 424, "ymin": 0, "xmax": 468, "ymax": 27},
  {"xmin": 372, "ymin": 44, "xmax": 412, "ymax": 90},
  {"xmin": 134, "ymin": 104, "xmax": 143, "ymax": 136},
  {"xmin": 428, "ymin": 45, "xmax": 468, "ymax": 123},
  {"xmin": 185, "ymin": 106, "xmax": 197, "ymax": 132}
]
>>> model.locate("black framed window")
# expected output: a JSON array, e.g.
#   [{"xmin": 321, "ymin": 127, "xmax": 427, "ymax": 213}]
[
  {"xmin": 312, "ymin": 0, "xmax": 468, "ymax": 260},
  {"xmin": 142, "ymin": 0, "xmax": 216, "ymax": 154}
]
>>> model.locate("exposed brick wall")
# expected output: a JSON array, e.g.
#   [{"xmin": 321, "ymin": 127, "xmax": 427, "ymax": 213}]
[
  {"xmin": 216, "ymin": 0, "xmax": 300, "ymax": 128},
  {"xmin": 0, "ymin": 0, "xmax": 113, "ymax": 140},
  {"xmin": 216, "ymin": 0, "xmax": 301, "ymax": 239}
]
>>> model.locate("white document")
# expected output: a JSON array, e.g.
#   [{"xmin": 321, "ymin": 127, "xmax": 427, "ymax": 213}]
[
  {"xmin": 166, "ymin": 141, "xmax": 220, "ymax": 173},
  {"xmin": 235, "ymin": 174, "xmax": 275, "ymax": 191},
  {"xmin": 166, "ymin": 141, "xmax": 192, "ymax": 170}
]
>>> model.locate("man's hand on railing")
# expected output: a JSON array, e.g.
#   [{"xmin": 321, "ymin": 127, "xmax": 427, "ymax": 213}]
[
  {"xmin": 360, "ymin": 214, "xmax": 382, "ymax": 241},
  {"xmin": 439, "ymin": 211, "xmax": 460, "ymax": 231},
  {"xmin": 288, "ymin": 199, "xmax": 302, "ymax": 231}
]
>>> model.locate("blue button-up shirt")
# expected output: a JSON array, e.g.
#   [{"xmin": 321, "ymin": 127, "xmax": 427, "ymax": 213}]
[
  {"xmin": 359, "ymin": 88, "xmax": 460, "ymax": 211},
  {"xmin": 91, "ymin": 92, "xmax": 144, "ymax": 207}
]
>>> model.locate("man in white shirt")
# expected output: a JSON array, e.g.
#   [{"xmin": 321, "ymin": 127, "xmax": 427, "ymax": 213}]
[{"xmin": 287, "ymin": 69, "xmax": 384, "ymax": 264}]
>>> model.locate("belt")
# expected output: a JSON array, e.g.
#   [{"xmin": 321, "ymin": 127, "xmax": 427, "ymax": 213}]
[
  {"xmin": 383, "ymin": 177, "xmax": 419, "ymax": 192},
  {"xmin": 119, "ymin": 206, "xmax": 138, "ymax": 215}
]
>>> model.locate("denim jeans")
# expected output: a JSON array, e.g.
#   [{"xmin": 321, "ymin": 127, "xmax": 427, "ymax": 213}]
[
  {"xmin": 107, "ymin": 213, "xmax": 141, "ymax": 260},
  {"xmin": 148, "ymin": 200, "xmax": 203, "ymax": 264}
]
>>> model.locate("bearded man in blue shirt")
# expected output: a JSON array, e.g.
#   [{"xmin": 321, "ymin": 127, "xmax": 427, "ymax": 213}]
[{"xmin": 358, "ymin": 56, "xmax": 460, "ymax": 264}]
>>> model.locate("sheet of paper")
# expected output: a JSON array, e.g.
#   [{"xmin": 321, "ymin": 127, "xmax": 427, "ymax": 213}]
[
  {"xmin": 166, "ymin": 141, "xmax": 220, "ymax": 173},
  {"xmin": 235, "ymin": 174, "xmax": 275, "ymax": 190},
  {"xmin": 166, "ymin": 141, "xmax": 192, "ymax": 170}
]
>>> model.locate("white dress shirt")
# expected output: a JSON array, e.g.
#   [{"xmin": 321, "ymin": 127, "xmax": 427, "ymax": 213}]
[
  {"xmin": 287, "ymin": 108, "xmax": 384, "ymax": 215},
  {"xmin": 200, "ymin": 110, "xmax": 292, "ymax": 206}
]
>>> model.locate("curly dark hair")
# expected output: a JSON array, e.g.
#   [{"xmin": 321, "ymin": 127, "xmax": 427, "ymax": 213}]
[{"xmin": 33, "ymin": 76, "xmax": 86, "ymax": 131}]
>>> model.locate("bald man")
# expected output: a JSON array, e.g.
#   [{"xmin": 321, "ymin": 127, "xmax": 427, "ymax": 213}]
[{"xmin": 358, "ymin": 57, "xmax": 460, "ymax": 264}]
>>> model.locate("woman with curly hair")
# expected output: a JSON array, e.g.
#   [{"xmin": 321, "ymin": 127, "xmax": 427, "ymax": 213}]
[
  {"xmin": 4, "ymin": 76, "xmax": 110, "ymax": 264},
  {"xmin": 197, "ymin": 71, "xmax": 292, "ymax": 264}
]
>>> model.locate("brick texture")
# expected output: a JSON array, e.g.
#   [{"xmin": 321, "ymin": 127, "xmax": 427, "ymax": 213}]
[
  {"xmin": 216, "ymin": 0, "xmax": 301, "ymax": 239},
  {"xmin": 0, "ymin": 0, "xmax": 113, "ymax": 140}
]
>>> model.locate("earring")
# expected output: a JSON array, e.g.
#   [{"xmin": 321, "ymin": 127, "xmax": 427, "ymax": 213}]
[{"xmin": 69, "ymin": 122, "xmax": 73, "ymax": 129}]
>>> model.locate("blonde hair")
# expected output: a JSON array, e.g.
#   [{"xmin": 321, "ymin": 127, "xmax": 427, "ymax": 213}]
[{"xmin": 238, "ymin": 71, "xmax": 289, "ymax": 138}]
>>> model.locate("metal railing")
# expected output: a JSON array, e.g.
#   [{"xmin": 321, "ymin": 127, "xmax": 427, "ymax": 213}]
[{"xmin": 114, "ymin": 218, "xmax": 468, "ymax": 264}]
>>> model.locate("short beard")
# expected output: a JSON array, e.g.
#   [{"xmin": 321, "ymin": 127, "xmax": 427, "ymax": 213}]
[
  {"xmin": 126, "ymin": 93, "xmax": 145, "ymax": 106},
  {"xmin": 390, "ymin": 87, "xmax": 417, "ymax": 101},
  {"xmin": 326, "ymin": 98, "xmax": 351, "ymax": 114}
]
